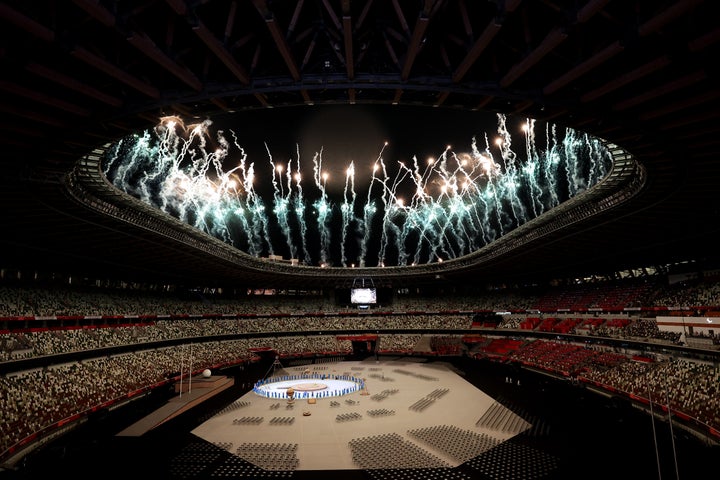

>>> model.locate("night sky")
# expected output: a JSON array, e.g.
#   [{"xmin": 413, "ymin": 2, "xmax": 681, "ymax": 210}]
[{"xmin": 211, "ymin": 104, "xmax": 509, "ymax": 198}]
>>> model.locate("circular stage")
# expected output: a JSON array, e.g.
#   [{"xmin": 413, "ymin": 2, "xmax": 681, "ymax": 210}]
[
  {"xmin": 253, "ymin": 375, "xmax": 364, "ymax": 399},
  {"xmin": 291, "ymin": 382, "xmax": 328, "ymax": 392}
]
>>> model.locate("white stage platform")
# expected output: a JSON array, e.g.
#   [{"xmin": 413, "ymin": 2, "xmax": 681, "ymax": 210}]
[{"xmin": 191, "ymin": 358, "xmax": 531, "ymax": 471}]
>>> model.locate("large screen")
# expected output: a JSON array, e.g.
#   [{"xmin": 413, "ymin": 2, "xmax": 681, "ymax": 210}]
[{"xmin": 350, "ymin": 287, "xmax": 377, "ymax": 304}]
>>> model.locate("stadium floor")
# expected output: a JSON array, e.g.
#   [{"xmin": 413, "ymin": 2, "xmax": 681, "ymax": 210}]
[{"xmin": 3, "ymin": 355, "xmax": 717, "ymax": 480}]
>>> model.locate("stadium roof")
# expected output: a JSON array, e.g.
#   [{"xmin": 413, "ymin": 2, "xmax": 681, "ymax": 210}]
[{"xmin": 1, "ymin": 0, "xmax": 719, "ymax": 289}]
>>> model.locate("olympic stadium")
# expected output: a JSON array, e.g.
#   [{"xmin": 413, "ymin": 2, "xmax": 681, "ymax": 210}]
[{"xmin": 1, "ymin": 2, "xmax": 719, "ymax": 480}]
